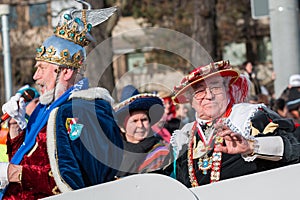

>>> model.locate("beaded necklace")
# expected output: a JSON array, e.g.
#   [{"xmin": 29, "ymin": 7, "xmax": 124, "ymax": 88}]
[
  {"xmin": 187, "ymin": 104, "xmax": 232, "ymax": 187},
  {"xmin": 187, "ymin": 122, "xmax": 223, "ymax": 187}
]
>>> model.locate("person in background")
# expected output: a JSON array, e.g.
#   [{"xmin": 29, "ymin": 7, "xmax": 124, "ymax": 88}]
[
  {"xmin": 161, "ymin": 60, "xmax": 300, "ymax": 188},
  {"xmin": 24, "ymin": 93, "xmax": 40, "ymax": 120},
  {"xmin": 0, "ymin": 6, "xmax": 123, "ymax": 199},
  {"xmin": 175, "ymin": 103, "xmax": 190, "ymax": 126},
  {"xmin": 114, "ymin": 85, "xmax": 169, "ymax": 177},
  {"xmin": 257, "ymin": 93, "xmax": 271, "ymax": 107},
  {"xmin": 162, "ymin": 96, "xmax": 177, "ymax": 122},
  {"xmin": 151, "ymin": 94, "xmax": 173, "ymax": 143},
  {"xmin": 159, "ymin": 95, "xmax": 182, "ymax": 137},
  {"xmin": 152, "ymin": 120, "xmax": 172, "ymax": 143},
  {"xmin": 161, "ymin": 103, "xmax": 191, "ymax": 136},
  {"xmin": 240, "ymin": 61, "xmax": 262, "ymax": 97},
  {"xmin": 152, "ymin": 93, "xmax": 176, "ymax": 143},
  {"xmin": 280, "ymin": 74, "xmax": 300, "ymax": 123},
  {"xmin": 247, "ymin": 95, "xmax": 259, "ymax": 104},
  {"xmin": 271, "ymin": 98, "xmax": 288, "ymax": 118}
]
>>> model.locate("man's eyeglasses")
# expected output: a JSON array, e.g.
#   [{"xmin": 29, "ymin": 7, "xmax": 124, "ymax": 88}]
[{"xmin": 193, "ymin": 86, "xmax": 224, "ymax": 100}]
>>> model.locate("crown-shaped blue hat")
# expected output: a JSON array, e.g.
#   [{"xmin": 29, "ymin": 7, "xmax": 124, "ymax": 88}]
[{"xmin": 35, "ymin": 2, "xmax": 116, "ymax": 69}]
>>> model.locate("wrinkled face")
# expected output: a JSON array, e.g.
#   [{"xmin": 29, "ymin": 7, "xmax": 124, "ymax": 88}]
[
  {"xmin": 191, "ymin": 76, "xmax": 229, "ymax": 121},
  {"xmin": 33, "ymin": 61, "xmax": 58, "ymax": 95},
  {"xmin": 124, "ymin": 110, "xmax": 151, "ymax": 144}
]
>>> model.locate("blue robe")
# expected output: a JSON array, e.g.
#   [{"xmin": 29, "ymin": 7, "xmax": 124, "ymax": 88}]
[{"xmin": 47, "ymin": 88, "xmax": 123, "ymax": 192}]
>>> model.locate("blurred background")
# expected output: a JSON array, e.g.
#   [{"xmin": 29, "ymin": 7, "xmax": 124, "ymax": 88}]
[{"xmin": 0, "ymin": 0, "xmax": 298, "ymax": 105}]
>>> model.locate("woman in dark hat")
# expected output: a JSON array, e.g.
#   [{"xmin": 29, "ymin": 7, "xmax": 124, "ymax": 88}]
[{"xmin": 114, "ymin": 85, "xmax": 170, "ymax": 177}]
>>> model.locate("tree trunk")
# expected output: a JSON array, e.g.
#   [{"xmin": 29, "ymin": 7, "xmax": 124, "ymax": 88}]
[
  {"xmin": 84, "ymin": 0, "xmax": 117, "ymax": 94},
  {"xmin": 192, "ymin": 0, "xmax": 217, "ymax": 62}
]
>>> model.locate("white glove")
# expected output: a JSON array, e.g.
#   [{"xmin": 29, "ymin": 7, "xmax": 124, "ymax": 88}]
[
  {"xmin": 0, "ymin": 162, "xmax": 9, "ymax": 189},
  {"xmin": 2, "ymin": 93, "xmax": 27, "ymax": 130}
]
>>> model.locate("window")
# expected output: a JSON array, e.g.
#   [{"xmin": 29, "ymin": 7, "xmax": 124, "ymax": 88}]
[
  {"xmin": 127, "ymin": 53, "xmax": 146, "ymax": 74},
  {"xmin": 9, "ymin": 6, "xmax": 17, "ymax": 29},
  {"xmin": 29, "ymin": 3, "xmax": 48, "ymax": 27}
]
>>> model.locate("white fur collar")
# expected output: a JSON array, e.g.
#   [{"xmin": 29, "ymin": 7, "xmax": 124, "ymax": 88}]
[
  {"xmin": 47, "ymin": 108, "xmax": 73, "ymax": 192},
  {"xmin": 68, "ymin": 87, "xmax": 114, "ymax": 105}
]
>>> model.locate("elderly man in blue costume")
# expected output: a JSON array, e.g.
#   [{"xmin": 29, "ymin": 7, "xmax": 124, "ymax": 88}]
[
  {"xmin": 0, "ymin": 4, "xmax": 123, "ymax": 199},
  {"xmin": 162, "ymin": 60, "xmax": 300, "ymax": 187}
]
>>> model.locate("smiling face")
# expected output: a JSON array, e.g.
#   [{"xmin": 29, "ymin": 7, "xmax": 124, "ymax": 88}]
[
  {"xmin": 191, "ymin": 76, "xmax": 229, "ymax": 121},
  {"xmin": 124, "ymin": 110, "xmax": 151, "ymax": 144}
]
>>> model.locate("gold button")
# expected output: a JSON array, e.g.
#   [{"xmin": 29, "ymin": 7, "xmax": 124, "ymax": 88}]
[
  {"xmin": 52, "ymin": 186, "xmax": 60, "ymax": 195},
  {"xmin": 48, "ymin": 170, "xmax": 54, "ymax": 177}
]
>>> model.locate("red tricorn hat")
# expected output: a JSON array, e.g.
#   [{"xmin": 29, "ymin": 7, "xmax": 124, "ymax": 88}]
[{"xmin": 172, "ymin": 60, "xmax": 240, "ymax": 104}]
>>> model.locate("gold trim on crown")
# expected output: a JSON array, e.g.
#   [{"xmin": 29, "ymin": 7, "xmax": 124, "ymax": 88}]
[{"xmin": 35, "ymin": 45, "xmax": 84, "ymax": 68}]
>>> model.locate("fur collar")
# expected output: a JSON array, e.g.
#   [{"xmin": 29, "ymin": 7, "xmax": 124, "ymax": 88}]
[{"xmin": 68, "ymin": 87, "xmax": 114, "ymax": 105}]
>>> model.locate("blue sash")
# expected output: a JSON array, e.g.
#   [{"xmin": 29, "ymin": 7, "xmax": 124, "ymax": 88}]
[{"xmin": 0, "ymin": 78, "xmax": 88, "ymax": 199}]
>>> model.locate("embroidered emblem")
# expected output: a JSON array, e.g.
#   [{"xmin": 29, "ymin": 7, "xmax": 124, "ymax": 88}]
[
  {"xmin": 65, "ymin": 118, "xmax": 84, "ymax": 140},
  {"xmin": 65, "ymin": 118, "xmax": 77, "ymax": 132}
]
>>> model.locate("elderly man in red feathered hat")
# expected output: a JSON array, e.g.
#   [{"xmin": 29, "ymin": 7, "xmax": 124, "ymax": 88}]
[{"xmin": 163, "ymin": 60, "xmax": 300, "ymax": 187}]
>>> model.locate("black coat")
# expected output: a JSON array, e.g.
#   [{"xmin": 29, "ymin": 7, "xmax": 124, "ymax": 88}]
[
  {"xmin": 162, "ymin": 106, "xmax": 300, "ymax": 188},
  {"xmin": 117, "ymin": 133, "xmax": 163, "ymax": 177}
]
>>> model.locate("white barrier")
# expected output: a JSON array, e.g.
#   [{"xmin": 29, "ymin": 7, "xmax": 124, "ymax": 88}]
[
  {"xmin": 44, "ymin": 173, "xmax": 197, "ymax": 200},
  {"xmin": 44, "ymin": 163, "xmax": 300, "ymax": 200},
  {"xmin": 191, "ymin": 163, "xmax": 300, "ymax": 200}
]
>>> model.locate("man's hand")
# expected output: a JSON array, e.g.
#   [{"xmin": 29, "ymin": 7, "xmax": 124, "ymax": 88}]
[
  {"xmin": 2, "ymin": 93, "xmax": 27, "ymax": 130},
  {"xmin": 214, "ymin": 122, "xmax": 254, "ymax": 155}
]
